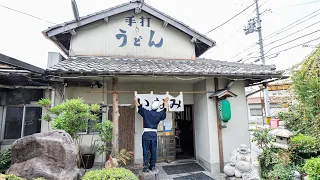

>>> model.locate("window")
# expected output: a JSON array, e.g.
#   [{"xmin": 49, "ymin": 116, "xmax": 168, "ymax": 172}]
[
  {"xmin": 1, "ymin": 89, "xmax": 43, "ymax": 140},
  {"xmin": 250, "ymin": 108, "xmax": 263, "ymax": 116},
  {"xmin": 2, "ymin": 106, "xmax": 42, "ymax": 140},
  {"xmin": 81, "ymin": 106, "xmax": 103, "ymax": 134}
]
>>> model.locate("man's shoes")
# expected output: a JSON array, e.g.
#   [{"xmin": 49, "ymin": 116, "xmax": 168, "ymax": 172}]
[
  {"xmin": 149, "ymin": 166, "xmax": 156, "ymax": 172},
  {"xmin": 143, "ymin": 167, "xmax": 150, "ymax": 173}
]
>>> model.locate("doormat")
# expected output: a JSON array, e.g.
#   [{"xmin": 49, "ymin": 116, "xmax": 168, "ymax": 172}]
[
  {"xmin": 173, "ymin": 172, "xmax": 215, "ymax": 180},
  {"xmin": 162, "ymin": 163, "xmax": 205, "ymax": 175}
]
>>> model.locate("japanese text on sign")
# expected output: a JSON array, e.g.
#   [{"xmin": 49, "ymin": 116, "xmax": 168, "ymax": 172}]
[
  {"xmin": 116, "ymin": 16, "xmax": 164, "ymax": 48},
  {"xmin": 135, "ymin": 94, "xmax": 184, "ymax": 112}
]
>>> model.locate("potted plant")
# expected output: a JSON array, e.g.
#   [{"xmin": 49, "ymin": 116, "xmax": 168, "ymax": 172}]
[{"xmin": 80, "ymin": 144, "xmax": 97, "ymax": 169}]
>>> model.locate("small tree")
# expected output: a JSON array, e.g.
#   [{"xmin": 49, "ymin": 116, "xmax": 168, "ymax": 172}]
[{"xmin": 38, "ymin": 98, "xmax": 100, "ymax": 139}]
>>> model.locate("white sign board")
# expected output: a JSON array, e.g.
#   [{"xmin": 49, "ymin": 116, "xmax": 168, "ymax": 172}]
[{"xmin": 136, "ymin": 93, "xmax": 184, "ymax": 112}]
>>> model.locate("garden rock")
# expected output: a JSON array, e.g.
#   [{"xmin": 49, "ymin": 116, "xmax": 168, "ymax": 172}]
[{"xmin": 8, "ymin": 130, "xmax": 80, "ymax": 180}]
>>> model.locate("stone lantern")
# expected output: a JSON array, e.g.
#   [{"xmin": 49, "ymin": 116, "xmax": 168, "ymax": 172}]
[{"xmin": 268, "ymin": 121, "xmax": 293, "ymax": 149}]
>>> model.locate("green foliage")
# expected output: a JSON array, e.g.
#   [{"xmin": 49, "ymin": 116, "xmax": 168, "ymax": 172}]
[
  {"xmin": 285, "ymin": 47, "xmax": 320, "ymax": 136},
  {"xmin": 94, "ymin": 120, "xmax": 113, "ymax": 155},
  {"xmin": 290, "ymin": 134, "xmax": 319, "ymax": 154},
  {"xmin": 304, "ymin": 157, "xmax": 320, "ymax": 180},
  {"xmin": 268, "ymin": 164, "xmax": 295, "ymax": 180},
  {"xmin": 38, "ymin": 98, "xmax": 101, "ymax": 139},
  {"xmin": 82, "ymin": 168, "xmax": 138, "ymax": 180},
  {"xmin": 0, "ymin": 148, "xmax": 11, "ymax": 173},
  {"xmin": 0, "ymin": 174, "xmax": 45, "ymax": 180},
  {"xmin": 250, "ymin": 127, "xmax": 275, "ymax": 151}
]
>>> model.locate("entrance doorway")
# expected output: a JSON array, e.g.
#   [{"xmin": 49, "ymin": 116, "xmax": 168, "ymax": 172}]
[{"xmin": 174, "ymin": 105, "xmax": 194, "ymax": 159}]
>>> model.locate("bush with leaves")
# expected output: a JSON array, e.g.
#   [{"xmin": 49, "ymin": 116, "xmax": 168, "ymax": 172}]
[
  {"xmin": 82, "ymin": 168, "xmax": 138, "ymax": 180},
  {"xmin": 94, "ymin": 120, "xmax": 113, "ymax": 156},
  {"xmin": 290, "ymin": 134, "xmax": 319, "ymax": 156},
  {"xmin": 38, "ymin": 98, "xmax": 100, "ymax": 139},
  {"xmin": 281, "ymin": 47, "xmax": 320, "ymax": 136},
  {"xmin": 268, "ymin": 163, "xmax": 295, "ymax": 180},
  {"xmin": 304, "ymin": 157, "xmax": 320, "ymax": 180},
  {"xmin": 0, "ymin": 148, "xmax": 11, "ymax": 173},
  {"xmin": 250, "ymin": 126, "xmax": 275, "ymax": 150}
]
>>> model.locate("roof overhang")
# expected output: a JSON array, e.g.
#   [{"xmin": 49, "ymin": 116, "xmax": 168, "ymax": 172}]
[
  {"xmin": 0, "ymin": 54, "xmax": 45, "ymax": 74},
  {"xmin": 42, "ymin": 1, "xmax": 216, "ymax": 57}
]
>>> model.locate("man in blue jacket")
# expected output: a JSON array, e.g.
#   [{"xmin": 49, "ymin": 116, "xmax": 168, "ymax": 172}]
[{"xmin": 134, "ymin": 96, "xmax": 169, "ymax": 172}]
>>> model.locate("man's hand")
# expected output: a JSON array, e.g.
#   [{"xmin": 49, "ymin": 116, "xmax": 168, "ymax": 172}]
[
  {"xmin": 134, "ymin": 96, "xmax": 140, "ymax": 106},
  {"xmin": 164, "ymin": 97, "xmax": 169, "ymax": 109}
]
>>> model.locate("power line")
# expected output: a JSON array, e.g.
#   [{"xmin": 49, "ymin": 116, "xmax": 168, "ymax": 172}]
[
  {"xmin": 264, "ymin": 8, "xmax": 320, "ymax": 40},
  {"xmin": 264, "ymin": 20, "xmax": 320, "ymax": 47},
  {"xmin": 264, "ymin": 29, "xmax": 320, "ymax": 55},
  {"xmin": 205, "ymin": 1, "xmax": 256, "ymax": 34},
  {"xmin": 288, "ymin": 0, "xmax": 320, "ymax": 7},
  {"xmin": 244, "ymin": 29, "xmax": 320, "ymax": 61},
  {"xmin": 264, "ymin": 11, "xmax": 320, "ymax": 41},
  {"xmin": 246, "ymin": 37, "xmax": 320, "ymax": 63},
  {"xmin": 0, "ymin": 4, "xmax": 57, "ymax": 25},
  {"xmin": 246, "ymin": 0, "xmax": 269, "ymax": 18},
  {"xmin": 230, "ymin": 42, "xmax": 258, "ymax": 60},
  {"xmin": 267, "ymin": 37, "xmax": 320, "ymax": 57}
]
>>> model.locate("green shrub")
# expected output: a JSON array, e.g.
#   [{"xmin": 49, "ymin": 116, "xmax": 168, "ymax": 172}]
[
  {"xmin": 268, "ymin": 164, "xmax": 295, "ymax": 180},
  {"xmin": 82, "ymin": 168, "xmax": 138, "ymax": 180},
  {"xmin": 290, "ymin": 134, "xmax": 319, "ymax": 154},
  {"xmin": 5, "ymin": 174, "xmax": 25, "ymax": 180},
  {"xmin": 0, "ymin": 148, "xmax": 11, "ymax": 173},
  {"xmin": 304, "ymin": 157, "xmax": 320, "ymax": 180}
]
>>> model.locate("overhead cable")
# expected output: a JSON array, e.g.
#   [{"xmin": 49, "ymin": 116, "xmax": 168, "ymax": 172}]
[
  {"xmin": 264, "ymin": 20, "xmax": 320, "ymax": 47},
  {"xmin": 205, "ymin": 1, "xmax": 256, "ymax": 34},
  {"xmin": 0, "ymin": 4, "xmax": 57, "ymax": 25},
  {"xmin": 264, "ymin": 8, "xmax": 320, "ymax": 40}
]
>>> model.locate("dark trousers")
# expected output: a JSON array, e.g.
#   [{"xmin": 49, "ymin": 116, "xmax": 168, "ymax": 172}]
[{"xmin": 142, "ymin": 138, "xmax": 157, "ymax": 168}]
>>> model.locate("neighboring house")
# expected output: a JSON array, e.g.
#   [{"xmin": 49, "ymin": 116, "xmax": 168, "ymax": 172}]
[
  {"xmin": 0, "ymin": 53, "xmax": 51, "ymax": 149},
  {"xmin": 246, "ymin": 81, "xmax": 290, "ymax": 124},
  {"xmin": 39, "ymin": 0, "xmax": 284, "ymax": 172}
]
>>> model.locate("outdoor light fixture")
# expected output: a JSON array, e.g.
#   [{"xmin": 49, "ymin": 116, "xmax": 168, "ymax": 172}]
[{"xmin": 90, "ymin": 81, "xmax": 102, "ymax": 88}]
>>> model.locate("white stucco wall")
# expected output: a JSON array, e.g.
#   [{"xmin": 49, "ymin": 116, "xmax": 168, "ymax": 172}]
[
  {"xmin": 106, "ymin": 82, "xmax": 194, "ymax": 163},
  {"xmin": 70, "ymin": 11, "xmax": 196, "ymax": 59},
  {"xmin": 218, "ymin": 79, "xmax": 250, "ymax": 162}
]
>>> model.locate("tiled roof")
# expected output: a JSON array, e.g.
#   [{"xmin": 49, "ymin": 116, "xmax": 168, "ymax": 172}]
[
  {"xmin": 47, "ymin": 57, "xmax": 283, "ymax": 78},
  {"xmin": 247, "ymin": 97, "xmax": 287, "ymax": 104}
]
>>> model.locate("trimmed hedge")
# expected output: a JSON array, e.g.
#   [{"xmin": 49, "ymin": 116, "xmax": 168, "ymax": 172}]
[
  {"xmin": 304, "ymin": 157, "xmax": 320, "ymax": 180},
  {"xmin": 82, "ymin": 168, "xmax": 138, "ymax": 180}
]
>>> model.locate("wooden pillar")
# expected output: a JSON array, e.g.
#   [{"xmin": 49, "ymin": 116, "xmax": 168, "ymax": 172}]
[
  {"xmin": 112, "ymin": 77, "xmax": 119, "ymax": 155},
  {"xmin": 214, "ymin": 78, "xmax": 224, "ymax": 173}
]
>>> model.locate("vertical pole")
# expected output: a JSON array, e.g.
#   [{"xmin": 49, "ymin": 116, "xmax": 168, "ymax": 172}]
[
  {"xmin": 255, "ymin": 0, "xmax": 271, "ymax": 126},
  {"xmin": 214, "ymin": 78, "xmax": 224, "ymax": 172},
  {"xmin": 112, "ymin": 77, "xmax": 119, "ymax": 155}
]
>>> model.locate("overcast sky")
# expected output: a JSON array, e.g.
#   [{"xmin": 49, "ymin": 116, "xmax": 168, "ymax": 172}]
[{"xmin": 0, "ymin": 0, "xmax": 319, "ymax": 70}]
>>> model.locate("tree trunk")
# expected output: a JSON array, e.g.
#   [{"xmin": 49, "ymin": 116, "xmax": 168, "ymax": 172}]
[{"xmin": 112, "ymin": 77, "xmax": 119, "ymax": 156}]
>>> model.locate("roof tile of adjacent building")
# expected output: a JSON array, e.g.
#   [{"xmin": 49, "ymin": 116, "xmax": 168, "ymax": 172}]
[{"xmin": 47, "ymin": 57, "xmax": 283, "ymax": 79}]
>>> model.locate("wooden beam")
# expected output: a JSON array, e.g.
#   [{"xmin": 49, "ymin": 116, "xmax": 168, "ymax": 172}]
[
  {"xmin": 112, "ymin": 77, "xmax": 119, "ymax": 155},
  {"xmin": 214, "ymin": 78, "xmax": 224, "ymax": 173}
]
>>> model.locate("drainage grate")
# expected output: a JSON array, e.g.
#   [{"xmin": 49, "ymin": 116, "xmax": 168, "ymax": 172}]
[{"xmin": 173, "ymin": 172, "xmax": 215, "ymax": 180}]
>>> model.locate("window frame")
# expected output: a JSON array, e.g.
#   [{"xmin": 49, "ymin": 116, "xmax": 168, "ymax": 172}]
[
  {"xmin": 250, "ymin": 108, "xmax": 263, "ymax": 116},
  {"xmin": 1, "ymin": 104, "xmax": 42, "ymax": 141}
]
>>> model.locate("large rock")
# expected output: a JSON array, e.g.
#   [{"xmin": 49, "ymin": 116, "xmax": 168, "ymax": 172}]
[{"xmin": 8, "ymin": 130, "xmax": 80, "ymax": 180}]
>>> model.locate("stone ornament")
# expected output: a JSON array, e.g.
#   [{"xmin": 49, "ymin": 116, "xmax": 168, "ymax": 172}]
[
  {"xmin": 268, "ymin": 121, "xmax": 293, "ymax": 149},
  {"xmin": 224, "ymin": 144, "xmax": 260, "ymax": 180}
]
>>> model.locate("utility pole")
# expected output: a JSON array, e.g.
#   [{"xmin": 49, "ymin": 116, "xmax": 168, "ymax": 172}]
[{"xmin": 244, "ymin": 0, "xmax": 271, "ymax": 126}]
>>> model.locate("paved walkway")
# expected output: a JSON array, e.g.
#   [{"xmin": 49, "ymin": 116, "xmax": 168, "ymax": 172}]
[{"xmin": 144, "ymin": 160, "xmax": 226, "ymax": 180}]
